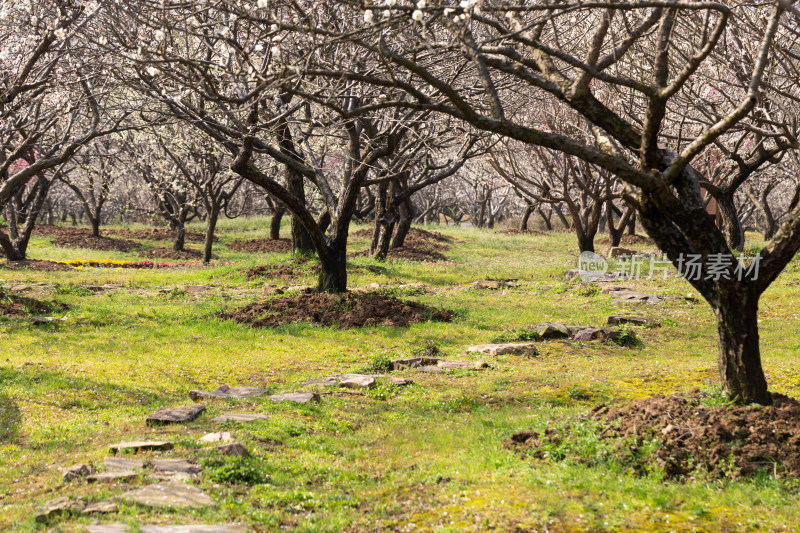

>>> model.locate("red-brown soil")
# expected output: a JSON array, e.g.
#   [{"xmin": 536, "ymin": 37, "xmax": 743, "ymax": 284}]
[
  {"xmin": 108, "ymin": 228, "xmax": 210, "ymax": 243},
  {"xmin": 220, "ymin": 291, "xmax": 453, "ymax": 328},
  {"xmin": 353, "ymin": 228, "xmax": 451, "ymax": 262},
  {"xmin": 0, "ymin": 289, "xmax": 69, "ymax": 318},
  {"xmin": 227, "ymin": 238, "xmax": 292, "ymax": 253},
  {"xmin": 511, "ymin": 389, "xmax": 800, "ymax": 480},
  {"xmin": 40, "ymin": 227, "xmax": 141, "ymax": 252},
  {"xmin": 0, "ymin": 260, "xmax": 73, "ymax": 272},
  {"xmin": 138, "ymin": 248, "xmax": 218, "ymax": 260}
]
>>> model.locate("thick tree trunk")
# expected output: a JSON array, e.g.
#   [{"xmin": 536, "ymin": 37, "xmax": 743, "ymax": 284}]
[
  {"xmin": 203, "ymin": 207, "xmax": 220, "ymax": 264},
  {"xmin": 537, "ymin": 208, "xmax": 553, "ymax": 231},
  {"xmin": 717, "ymin": 193, "xmax": 745, "ymax": 252},
  {"xmin": 714, "ymin": 289, "xmax": 771, "ymax": 405},
  {"xmin": 270, "ymin": 206, "xmax": 285, "ymax": 240},
  {"xmin": 626, "ymin": 212, "xmax": 636, "ymax": 235},
  {"xmin": 287, "ymin": 169, "xmax": 314, "ymax": 256},
  {"xmin": 90, "ymin": 218, "xmax": 101, "ymax": 238},
  {"xmin": 374, "ymin": 221, "xmax": 395, "ymax": 261},
  {"xmin": 576, "ymin": 231, "xmax": 595, "ymax": 253},
  {"xmin": 391, "ymin": 199, "xmax": 414, "ymax": 249},
  {"xmin": 520, "ymin": 205, "xmax": 534, "ymax": 231},
  {"xmin": 317, "ymin": 243, "xmax": 347, "ymax": 293},
  {"xmin": 0, "ymin": 231, "xmax": 23, "ymax": 261},
  {"xmin": 173, "ymin": 224, "xmax": 186, "ymax": 252}
]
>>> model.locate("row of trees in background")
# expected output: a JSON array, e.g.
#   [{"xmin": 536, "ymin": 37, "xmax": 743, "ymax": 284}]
[{"xmin": 4, "ymin": 0, "xmax": 800, "ymax": 404}]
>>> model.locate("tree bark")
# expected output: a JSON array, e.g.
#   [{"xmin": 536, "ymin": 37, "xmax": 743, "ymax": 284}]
[
  {"xmin": 520, "ymin": 205, "xmax": 534, "ymax": 231},
  {"xmin": 717, "ymin": 193, "xmax": 745, "ymax": 251},
  {"xmin": 391, "ymin": 199, "xmax": 414, "ymax": 248},
  {"xmin": 90, "ymin": 217, "xmax": 101, "ymax": 238},
  {"xmin": 173, "ymin": 224, "xmax": 186, "ymax": 252},
  {"xmin": 714, "ymin": 288, "xmax": 771, "ymax": 405},
  {"xmin": 203, "ymin": 206, "xmax": 220, "ymax": 264},
  {"xmin": 317, "ymin": 243, "xmax": 347, "ymax": 293},
  {"xmin": 288, "ymin": 168, "xmax": 314, "ymax": 256},
  {"xmin": 270, "ymin": 206, "xmax": 285, "ymax": 240}
]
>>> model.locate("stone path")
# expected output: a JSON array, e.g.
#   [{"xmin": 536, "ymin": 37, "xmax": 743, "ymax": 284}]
[
  {"xmin": 466, "ymin": 343, "xmax": 539, "ymax": 357},
  {"xmin": 109, "ymin": 441, "xmax": 174, "ymax": 454},
  {"xmin": 188, "ymin": 385, "xmax": 269, "ymax": 401},
  {"xmin": 608, "ymin": 315, "xmax": 662, "ymax": 327},
  {"xmin": 303, "ymin": 374, "xmax": 377, "ymax": 389},
  {"xmin": 146, "ymin": 405, "xmax": 206, "ymax": 425},
  {"xmin": 211, "ymin": 412, "xmax": 270, "ymax": 423},
  {"xmin": 270, "ymin": 392, "xmax": 319, "ymax": 403},
  {"xmin": 120, "ymin": 483, "xmax": 216, "ymax": 509},
  {"xmin": 105, "ymin": 457, "xmax": 144, "ymax": 471}
]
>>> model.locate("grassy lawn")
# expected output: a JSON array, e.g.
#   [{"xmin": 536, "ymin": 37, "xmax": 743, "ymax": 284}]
[{"xmin": 1, "ymin": 218, "xmax": 799, "ymax": 532}]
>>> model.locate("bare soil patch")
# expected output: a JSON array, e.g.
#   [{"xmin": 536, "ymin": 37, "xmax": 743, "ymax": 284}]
[
  {"xmin": 138, "ymin": 248, "xmax": 218, "ymax": 260},
  {"xmin": 43, "ymin": 227, "xmax": 141, "ymax": 252},
  {"xmin": 108, "ymin": 228, "xmax": 210, "ymax": 243},
  {"xmin": 0, "ymin": 289, "xmax": 68, "ymax": 318},
  {"xmin": 597, "ymin": 234, "xmax": 654, "ymax": 246},
  {"xmin": 0, "ymin": 260, "xmax": 73, "ymax": 272},
  {"xmin": 246, "ymin": 261, "xmax": 382, "ymax": 281},
  {"xmin": 227, "ymin": 238, "xmax": 292, "ymax": 254},
  {"xmin": 353, "ymin": 228, "xmax": 452, "ymax": 262},
  {"xmin": 220, "ymin": 291, "xmax": 453, "ymax": 328},
  {"xmin": 351, "ymin": 227, "xmax": 453, "ymax": 243},
  {"xmin": 511, "ymin": 389, "xmax": 800, "ymax": 480}
]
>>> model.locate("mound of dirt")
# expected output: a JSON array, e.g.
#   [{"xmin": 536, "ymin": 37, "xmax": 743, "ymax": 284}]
[
  {"xmin": 139, "ymin": 248, "xmax": 218, "ymax": 260},
  {"xmin": 227, "ymin": 238, "xmax": 292, "ymax": 254},
  {"xmin": 597, "ymin": 234, "xmax": 654, "ymax": 246},
  {"xmin": 0, "ymin": 260, "xmax": 73, "ymax": 272},
  {"xmin": 512, "ymin": 389, "xmax": 800, "ymax": 480},
  {"xmin": 352, "ymin": 228, "xmax": 452, "ymax": 262},
  {"xmin": 247, "ymin": 263, "xmax": 312, "ymax": 280},
  {"xmin": 0, "ymin": 289, "xmax": 69, "ymax": 318},
  {"xmin": 108, "ymin": 228, "xmax": 210, "ymax": 243},
  {"xmin": 351, "ymin": 227, "xmax": 453, "ymax": 243},
  {"xmin": 220, "ymin": 291, "xmax": 454, "ymax": 328},
  {"xmin": 48, "ymin": 228, "xmax": 141, "ymax": 252}
]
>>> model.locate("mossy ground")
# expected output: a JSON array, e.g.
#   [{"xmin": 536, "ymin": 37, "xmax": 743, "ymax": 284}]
[{"xmin": 1, "ymin": 219, "xmax": 799, "ymax": 532}]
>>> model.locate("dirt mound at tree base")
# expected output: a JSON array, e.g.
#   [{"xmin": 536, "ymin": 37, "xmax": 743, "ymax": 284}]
[
  {"xmin": 220, "ymin": 291, "xmax": 453, "ymax": 328},
  {"xmin": 0, "ymin": 289, "xmax": 69, "ymax": 318},
  {"xmin": 108, "ymin": 228, "xmax": 209, "ymax": 242},
  {"xmin": 227, "ymin": 238, "xmax": 292, "ymax": 253},
  {"xmin": 48, "ymin": 229, "xmax": 141, "ymax": 252},
  {"xmin": 511, "ymin": 389, "xmax": 800, "ymax": 480},
  {"xmin": 0, "ymin": 260, "xmax": 73, "ymax": 272},
  {"xmin": 138, "ymin": 248, "xmax": 218, "ymax": 260}
]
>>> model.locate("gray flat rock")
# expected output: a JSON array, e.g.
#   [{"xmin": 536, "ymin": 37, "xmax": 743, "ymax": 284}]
[
  {"xmin": 189, "ymin": 385, "xmax": 269, "ymax": 402},
  {"xmin": 87, "ymin": 526, "xmax": 129, "ymax": 533},
  {"xmin": 269, "ymin": 392, "xmax": 319, "ymax": 404},
  {"xmin": 391, "ymin": 357, "xmax": 440, "ymax": 370},
  {"xmin": 120, "ymin": 482, "xmax": 216, "ymax": 509},
  {"xmin": 105, "ymin": 457, "xmax": 144, "ymax": 471},
  {"xmin": 607, "ymin": 290, "xmax": 664, "ymax": 304},
  {"xmin": 63, "ymin": 463, "xmax": 92, "ymax": 482},
  {"xmin": 199, "ymin": 431, "xmax": 234, "ymax": 443},
  {"xmin": 466, "ymin": 343, "xmax": 539, "ymax": 357},
  {"xmin": 417, "ymin": 365, "xmax": 444, "ymax": 373},
  {"xmin": 146, "ymin": 405, "xmax": 206, "ymax": 425},
  {"xmin": 87, "ymin": 470, "xmax": 139, "ymax": 483},
  {"xmin": 82, "ymin": 500, "xmax": 119, "ymax": 514},
  {"xmin": 336, "ymin": 374, "xmax": 376, "ymax": 389},
  {"xmin": 301, "ymin": 377, "xmax": 339, "ymax": 387},
  {"xmin": 110, "ymin": 441, "xmax": 174, "ymax": 454},
  {"xmin": 153, "ymin": 459, "xmax": 202, "ymax": 474},
  {"xmin": 216, "ymin": 443, "xmax": 250, "ymax": 457},
  {"xmin": 531, "ymin": 322, "xmax": 572, "ymax": 339},
  {"xmin": 390, "ymin": 377, "xmax": 413, "ymax": 386},
  {"xmin": 35, "ymin": 496, "xmax": 84, "ymax": 523},
  {"xmin": 437, "ymin": 361, "xmax": 474, "ymax": 371},
  {"xmin": 212, "ymin": 412, "xmax": 270, "ymax": 423},
  {"xmin": 572, "ymin": 328, "xmax": 608, "ymax": 341},
  {"xmin": 607, "ymin": 316, "xmax": 662, "ymax": 327}
]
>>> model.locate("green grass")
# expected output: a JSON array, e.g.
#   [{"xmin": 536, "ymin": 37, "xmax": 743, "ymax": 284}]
[{"xmin": 0, "ymin": 219, "xmax": 799, "ymax": 531}]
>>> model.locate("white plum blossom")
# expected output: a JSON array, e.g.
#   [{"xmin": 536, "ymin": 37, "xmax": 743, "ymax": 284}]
[
  {"xmin": 364, "ymin": 10, "xmax": 374, "ymax": 23},
  {"xmin": 412, "ymin": 9, "xmax": 423, "ymax": 21}
]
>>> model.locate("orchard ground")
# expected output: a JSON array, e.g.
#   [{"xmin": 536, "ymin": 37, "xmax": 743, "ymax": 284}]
[{"xmin": 1, "ymin": 217, "xmax": 799, "ymax": 532}]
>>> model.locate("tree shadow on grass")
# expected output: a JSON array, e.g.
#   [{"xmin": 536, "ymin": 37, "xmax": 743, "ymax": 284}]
[{"xmin": 0, "ymin": 393, "xmax": 21, "ymax": 442}]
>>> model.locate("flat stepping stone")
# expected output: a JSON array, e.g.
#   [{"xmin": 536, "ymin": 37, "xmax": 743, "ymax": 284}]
[
  {"xmin": 110, "ymin": 441, "xmax": 174, "ymax": 454},
  {"xmin": 89, "ymin": 526, "xmax": 246, "ymax": 533},
  {"xmin": 153, "ymin": 459, "xmax": 202, "ymax": 474},
  {"xmin": 336, "ymin": 374, "xmax": 376, "ymax": 389},
  {"xmin": 216, "ymin": 443, "xmax": 250, "ymax": 457},
  {"xmin": 269, "ymin": 392, "xmax": 319, "ymax": 404},
  {"xmin": 572, "ymin": 327, "xmax": 608, "ymax": 341},
  {"xmin": 87, "ymin": 470, "xmax": 139, "ymax": 483},
  {"xmin": 120, "ymin": 482, "xmax": 216, "ymax": 509},
  {"xmin": 189, "ymin": 385, "xmax": 269, "ymax": 401},
  {"xmin": 437, "ymin": 361, "xmax": 474, "ymax": 370},
  {"xmin": 466, "ymin": 343, "xmax": 539, "ymax": 357},
  {"xmin": 63, "ymin": 463, "xmax": 93, "ymax": 482},
  {"xmin": 146, "ymin": 405, "xmax": 206, "ymax": 425},
  {"xmin": 607, "ymin": 290, "xmax": 664, "ymax": 304},
  {"xmin": 199, "ymin": 431, "xmax": 234, "ymax": 443},
  {"xmin": 607, "ymin": 316, "xmax": 662, "ymax": 327},
  {"xmin": 82, "ymin": 500, "xmax": 119, "ymax": 514},
  {"xmin": 301, "ymin": 377, "xmax": 339, "ymax": 387},
  {"xmin": 531, "ymin": 322, "xmax": 572, "ymax": 339},
  {"xmin": 212, "ymin": 412, "xmax": 270, "ymax": 423},
  {"xmin": 105, "ymin": 457, "xmax": 144, "ymax": 471},
  {"xmin": 35, "ymin": 496, "xmax": 84, "ymax": 523},
  {"xmin": 391, "ymin": 357, "xmax": 440, "ymax": 370},
  {"xmin": 417, "ymin": 365, "xmax": 444, "ymax": 373},
  {"xmin": 390, "ymin": 377, "xmax": 413, "ymax": 386}
]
